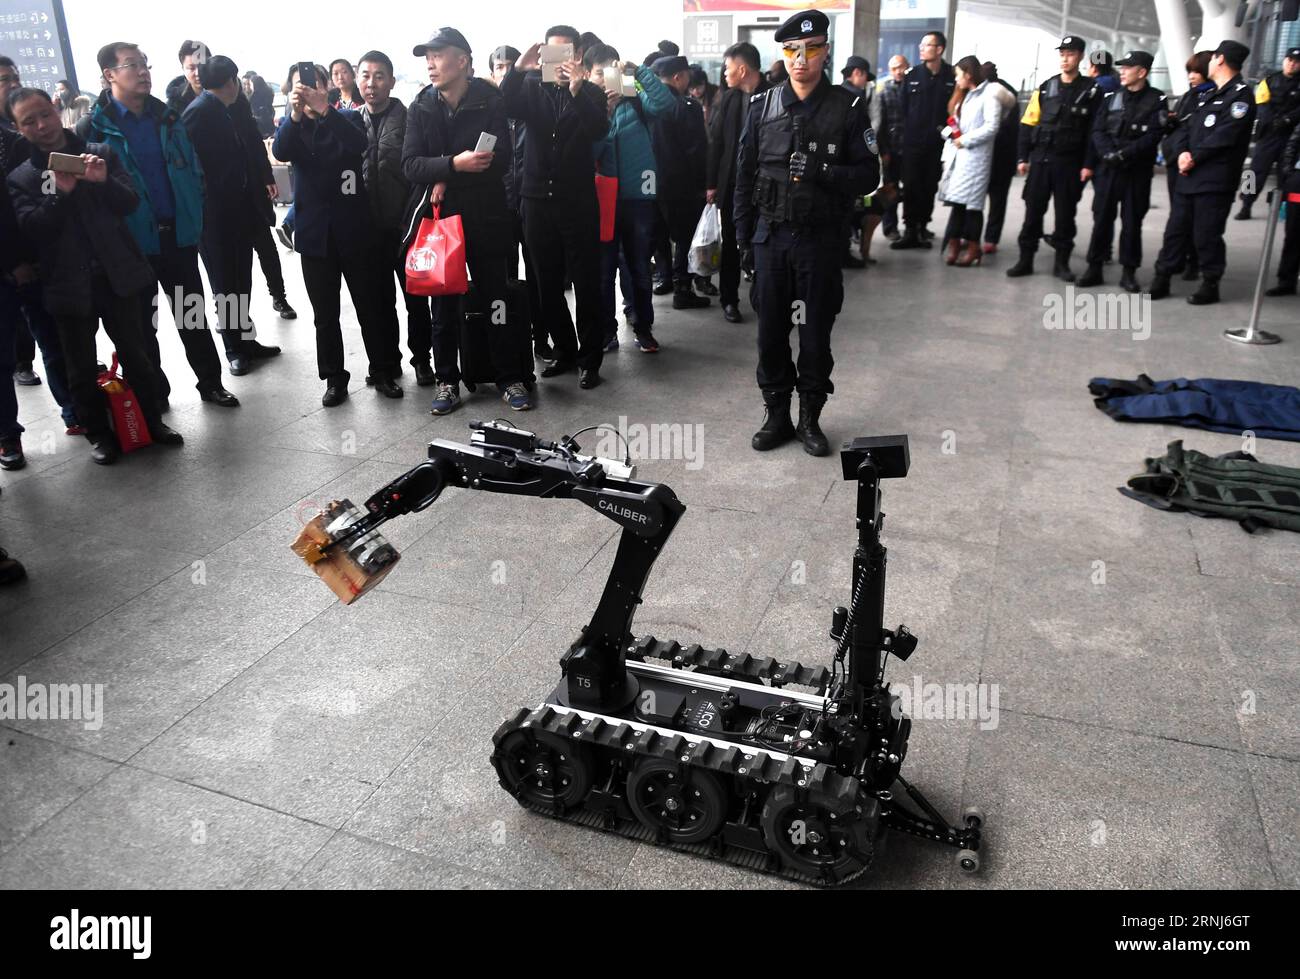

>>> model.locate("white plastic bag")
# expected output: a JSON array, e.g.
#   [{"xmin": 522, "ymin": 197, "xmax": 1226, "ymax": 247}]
[{"xmin": 688, "ymin": 203, "xmax": 722, "ymax": 276}]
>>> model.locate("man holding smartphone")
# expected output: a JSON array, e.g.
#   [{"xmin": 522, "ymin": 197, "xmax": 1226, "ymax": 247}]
[
  {"xmin": 500, "ymin": 26, "xmax": 610, "ymax": 390},
  {"xmin": 274, "ymin": 63, "xmax": 403, "ymax": 406},
  {"xmin": 6, "ymin": 87, "xmax": 184, "ymax": 464},
  {"xmin": 402, "ymin": 27, "xmax": 532, "ymax": 413}
]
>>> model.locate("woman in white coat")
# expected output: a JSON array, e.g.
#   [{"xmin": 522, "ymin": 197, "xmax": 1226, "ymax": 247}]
[{"xmin": 938, "ymin": 56, "xmax": 1003, "ymax": 267}]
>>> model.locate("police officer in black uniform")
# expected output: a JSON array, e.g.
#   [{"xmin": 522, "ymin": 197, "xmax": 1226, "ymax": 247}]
[
  {"xmin": 1077, "ymin": 50, "xmax": 1164, "ymax": 292},
  {"xmin": 1235, "ymin": 46, "xmax": 1300, "ymax": 220},
  {"xmin": 890, "ymin": 31, "xmax": 953, "ymax": 249},
  {"xmin": 1007, "ymin": 36, "xmax": 1096, "ymax": 281},
  {"xmin": 734, "ymin": 9, "xmax": 879, "ymax": 457},
  {"xmin": 1151, "ymin": 40, "xmax": 1256, "ymax": 305}
]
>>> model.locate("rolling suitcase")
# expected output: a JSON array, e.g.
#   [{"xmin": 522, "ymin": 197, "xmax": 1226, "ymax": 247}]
[{"xmin": 458, "ymin": 281, "xmax": 535, "ymax": 392}]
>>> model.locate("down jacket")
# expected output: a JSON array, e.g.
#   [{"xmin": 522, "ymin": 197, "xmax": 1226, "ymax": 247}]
[{"xmin": 939, "ymin": 80, "xmax": 1005, "ymax": 210}]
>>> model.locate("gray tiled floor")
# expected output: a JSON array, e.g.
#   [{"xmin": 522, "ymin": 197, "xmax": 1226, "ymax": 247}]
[{"xmin": 1, "ymin": 180, "xmax": 1296, "ymax": 889}]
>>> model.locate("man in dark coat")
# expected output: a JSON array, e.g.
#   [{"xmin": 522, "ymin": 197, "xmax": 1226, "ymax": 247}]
[
  {"xmin": 402, "ymin": 28, "xmax": 531, "ymax": 413},
  {"xmin": 7, "ymin": 88, "xmax": 184, "ymax": 464},
  {"xmin": 708, "ymin": 41, "xmax": 768, "ymax": 323}
]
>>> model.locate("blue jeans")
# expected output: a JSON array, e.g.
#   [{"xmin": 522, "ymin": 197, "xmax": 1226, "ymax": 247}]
[
  {"xmin": 1, "ymin": 276, "xmax": 76, "ymax": 439},
  {"xmin": 600, "ymin": 198, "xmax": 656, "ymax": 340}
]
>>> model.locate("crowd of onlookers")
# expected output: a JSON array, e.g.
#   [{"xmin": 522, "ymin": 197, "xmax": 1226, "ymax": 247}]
[{"xmin": 1, "ymin": 22, "xmax": 1298, "ymax": 588}]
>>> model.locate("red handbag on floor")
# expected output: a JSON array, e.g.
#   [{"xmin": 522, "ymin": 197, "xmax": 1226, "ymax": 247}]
[
  {"xmin": 97, "ymin": 353, "xmax": 152, "ymax": 453},
  {"xmin": 405, "ymin": 202, "xmax": 469, "ymax": 297}
]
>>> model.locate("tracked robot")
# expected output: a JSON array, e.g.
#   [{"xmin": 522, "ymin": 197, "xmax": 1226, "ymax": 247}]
[{"xmin": 301, "ymin": 421, "xmax": 984, "ymax": 885}]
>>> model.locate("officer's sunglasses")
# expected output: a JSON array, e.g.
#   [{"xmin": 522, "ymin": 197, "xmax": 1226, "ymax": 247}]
[{"xmin": 782, "ymin": 41, "xmax": 828, "ymax": 62}]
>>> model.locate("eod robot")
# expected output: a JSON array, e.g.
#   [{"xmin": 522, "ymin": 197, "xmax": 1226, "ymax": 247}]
[{"xmin": 300, "ymin": 421, "xmax": 983, "ymax": 885}]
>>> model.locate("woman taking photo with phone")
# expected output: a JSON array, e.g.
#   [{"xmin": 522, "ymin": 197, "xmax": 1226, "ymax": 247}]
[{"xmin": 937, "ymin": 54, "xmax": 1006, "ymax": 267}]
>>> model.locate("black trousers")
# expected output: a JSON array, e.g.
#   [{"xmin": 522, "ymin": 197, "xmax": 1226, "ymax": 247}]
[
  {"xmin": 12, "ymin": 316, "xmax": 34, "ymax": 366},
  {"xmin": 521, "ymin": 193, "xmax": 604, "ymax": 372},
  {"xmin": 250, "ymin": 220, "xmax": 287, "ymax": 301},
  {"xmin": 142, "ymin": 231, "xmax": 224, "ymax": 395},
  {"xmin": 510, "ymin": 211, "xmax": 545, "ymax": 350},
  {"xmin": 1086, "ymin": 167, "xmax": 1152, "ymax": 268},
  {"xmin": 984, "ymin": 164, "xmax": 1015, "ymax": 244},
  {"xmin": 901, "ymin": 144, "xmax": 942, "ymax": 234},
  {"xmin": 718, "ymin": 194, "xmax": 741, "ymax": 307},
  {"xmin": 751, "ymin": 224, "xmax": 843, "ymax": 399},
  {"xmin": 1154, "ymin": 189, "xmax": 1235, "ymax": 281},
  {"xmin": 943, "ymin": 204, "xmax": 985, "ymax": 243},
  {"xmin": 300, "ymin": 237, "xmax": 402, "ymax": 384},
  {"xmin": 1240, "ymin": 133, "xmax": 1287, "ymax": 205},
  {"xmin": 434, "ymin": 244, "xmax": 524, "ymax": 389},
  {"xmin": 200, "ymin": 218, "xmax": 256, "ymax": 358},
  {"xmin": 57, "ymin": 276, "xmax": 163, "ymax": 443},
  {"xmin": 379, "ymin": 231, "xmax": 434, "ymax": 368},
  {"xmin": 1275, "ymin": 172, "xmax": 1300, "ymax": 283},
  {"xmin": 660, "ymin": 194, "xmax": 705, "ymax": 288},
  {"xmin": 1017, "ymin": 156, "xmax": 1085, "ymax": 254}
]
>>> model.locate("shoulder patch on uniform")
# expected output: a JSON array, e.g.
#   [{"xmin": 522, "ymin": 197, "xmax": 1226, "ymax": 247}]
[
  {"xmin": 865, "ymin": 129, "xmax": 878, "ymax": 155},
  {"xmin": 1230, "ymin": 101, "xmax": 1248, "ymax": 119},
  {"xmin": 1204, "ymin": 114, "xmax": 1217, "ymax": 127}
]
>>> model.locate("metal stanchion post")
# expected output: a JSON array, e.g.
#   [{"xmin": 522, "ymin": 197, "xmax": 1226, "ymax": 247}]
[{"xmin": 1225, "ymin": 187, "xmax": 1284, "ymax": 345}]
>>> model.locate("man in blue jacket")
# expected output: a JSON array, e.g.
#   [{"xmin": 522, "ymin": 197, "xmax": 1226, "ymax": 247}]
[
  {"xmin": 84, "ymin": 42, "xmax": 239, "ymax": 405},
  {"xmin": 274, "ymin": 64, "xmax": 403, "ymax": 406}
]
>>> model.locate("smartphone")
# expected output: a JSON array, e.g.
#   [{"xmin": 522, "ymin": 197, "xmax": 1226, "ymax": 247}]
[
  {"xmin": 540, "ymin": 43, "xmax": 573, "ymax": 83},
  {"xmin": 296, "ymin": 62, "xmax": 317, "ymax": 88},
  {"xmin": 601, "ymin": 63, "xmax": 630, "ymax": 97},
  {"xmin": 47, "ymin": 152, "xmax": 87, "ymax": 176},
  {"xmin": 474, "ymin": 132, "xmax": 497, "ymax": 154}
]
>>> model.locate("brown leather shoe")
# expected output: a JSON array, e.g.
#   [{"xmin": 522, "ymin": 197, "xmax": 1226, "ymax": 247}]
[
  {"xmin": 954, "ymin": 240, "xmax": 983, "ymax": 267},
  {"xmin": 945, "ymin": 237, "xmax": 963, "ymax": 266}
]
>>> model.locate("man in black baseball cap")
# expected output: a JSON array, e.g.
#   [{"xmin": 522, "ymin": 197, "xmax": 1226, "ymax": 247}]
[
  {"xmin": 1077, "ymin": 50, "xmax": 1164, "ymax": 291},
  {"xmin": 841, "ymin": 55, "xmax": 871, "ymax": 87},
  {"xmin": 414, "ymin": 28, "xmax": 472, "ymax": 58},
  {"xmin": 839, "ymin": 53, "xmax": 885, "ymax": 268},
  {"xmin": 1235, "ymin": 43, "xmax": 1300, "ymax": 219},
  {"xmin": 1150, "ymin": 38, "xmax": 1255, "ymax": 304},
  {"xmin": 734, "ymin": 7, "xmax": 880, "ymax": 457},
  {"xmin": 1006, "ymin": 33, "xmax": 1096, "ymax": 281}
]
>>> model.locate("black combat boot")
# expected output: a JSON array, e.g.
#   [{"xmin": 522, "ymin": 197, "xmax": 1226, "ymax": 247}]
[
  {"xmin": 1052, "ymin": 248, "xmax": 1076, "ymax": 282},
  {"xmin": 1234, "ymin": 200, "xmax": 1253, "ymax": 220},
  {"xmin": 1148, "ymin": 273, "xmax": 1171, "ymax": 300},
  {"xmin": 1076, "ymin": 262, "xmax": 1104, "ymax": 287},
  {"xmin": 1006, "ymin": 251, "xmax": 1035, "ymax": 277},
  {"xmin": 752, "ymin": 395, "xmax": 796, "ymax": 452},
  {"xmin": 1119, "ymin": 266, "xmax": 1141, "ymax": 293},
  {"xmin": 795, "ymin": 394, "xmax": 830, "ymax": 457},
  {"xmin": 673, "ymin": 281, "xmax": 710, "ymax": 309},
  {"xmin": 1187, "ymin": 278, "xmax": 1220, "ymax": 305}
]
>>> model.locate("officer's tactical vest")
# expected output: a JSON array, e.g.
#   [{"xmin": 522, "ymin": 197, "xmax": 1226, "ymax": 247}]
[
  {"xmin": 752, "ymin": 85, "xmax": 853, "ymax": 225},
  {"xmin": 1033, "ymin": 75, "xmax": 1093, "ymax": 154},
  {"xmin": 1121, "ymin": 440, "xmax": 1300, "ymax": 533},
  {"xmin": 1104, "ymin": 85, "xmax": 1163, "ymax": 143}
]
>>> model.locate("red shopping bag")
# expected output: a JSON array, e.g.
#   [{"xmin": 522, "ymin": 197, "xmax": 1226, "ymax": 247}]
[
  {"xmin": 595, "ymin": 174, "xmax": 618, "ymax": 243},
  {"xmin": 97, "ymin": 353, "xmax": 153, "ymax": 453},
  {"xmin": 405, "ymin": 204, "xmax": 469, "ymax": 297}
]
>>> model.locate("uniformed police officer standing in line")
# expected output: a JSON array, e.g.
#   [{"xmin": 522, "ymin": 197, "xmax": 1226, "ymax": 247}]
[
  {"xmin": 1150, "ymin": 40, "xmax": 1256, "ymax": 306},
  {"xmin": 1077, "ymin": 51, "xmax": 1164, "ymax": 292},
  {"xmin": 1006, "ymin": 36, "xmax": 1097, "ymax": 282},
  {"xmin": 1235, "ymin": 46, "xmax": 1300, "ymax": 220},
  {"xmin": 734, "ymin": 9, "xmax": 879, "ymax": 457},
  {"xmin": 889, "ymin": 31, "xmax": 954, "ymax": 250}
]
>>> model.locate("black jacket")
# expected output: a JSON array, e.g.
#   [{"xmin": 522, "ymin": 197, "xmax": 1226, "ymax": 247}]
[
  {"xmin": 649, "ymin": 87, "xmax": 708, "ymax": 201},
  {"xmin": 272, "ymin": 108, "xmax": 376, "ymax": 258},
  {"xmin": 401, "ymin": 79, "xmax": 511, "ymax": 248},
  {"xmin": 498, "ymin": 67, "xmax": 608, "ymax": 201},
  {"xmin": 249, "ymin": 83, "xmax": 276, "ymax": 138},
  {"xmin": 707, "ymin": 80, "xmax": 770, "ymax": 205},
  {"xmin": 898, "ymin": 61, "xmax": 956, "ymax": 152},
  {"xmin": 229, "ymin": 92, "xmax": 276, "ymax": 227},
  {"xmin": 167, "ymin": 75, "xmax": 198, "ymax": 116},
  {"xmin": 361, "ymin": 98, "xmax": 411, "ymax": 235},
  {"xmin": 1165, "ymin": 74, "xmax": 1256, "ymax": 195},
  {"xmin": 0, "ymin": 178, "xmax": 22, "ymax": 276},
  {"xmin": 7, "ymin": 132, "xmax": 155, "ymax": 316},
  {"xmin": 504, "ymin": 117, "xmax": 526, "ymax": 215},
  {"xmin": 1086, "ymin": 83, "xmax": 1166, "ymax": 171},
  {"xmin": 183, "ymin": 91, "xmax": 252, "ymax": 234}
]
